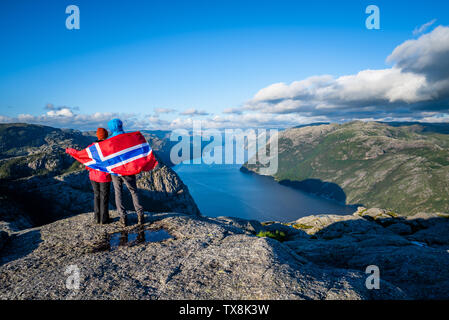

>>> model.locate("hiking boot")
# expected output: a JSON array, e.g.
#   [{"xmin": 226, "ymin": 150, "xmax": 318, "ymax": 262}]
[
  {"xmin": 137, "ymin": 213, "xmax": 145, "ymax": 225},
  {"xmin": 119, "ymin": 215, "xmax": 128, "ymax": 227}
]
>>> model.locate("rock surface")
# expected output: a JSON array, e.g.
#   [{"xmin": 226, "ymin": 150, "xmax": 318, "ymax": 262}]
[
  {"xmin": 284, "ymin": 207, "xmax": 449, "ymax": 299},
  {"xmin": 0, "ymin": 211, "xmax": 407, "ymax": 300}
]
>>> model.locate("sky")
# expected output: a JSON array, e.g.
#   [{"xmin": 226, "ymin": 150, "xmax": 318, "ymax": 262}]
[{"xmin": 1, "ymin": 0, "xmax": 449, "ymax": 130}]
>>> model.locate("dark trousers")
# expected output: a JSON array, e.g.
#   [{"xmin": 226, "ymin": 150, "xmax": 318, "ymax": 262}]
[
  {"xmin": 111, "ymin": 175, "xmax": 144, "ymax": 218},
  {"xmin": 91, "ymin": 181, "xmax": 111, "ymax": 223}
]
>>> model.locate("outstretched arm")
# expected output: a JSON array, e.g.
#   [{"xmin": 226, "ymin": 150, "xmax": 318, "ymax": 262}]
[{"xmin": 65, "ymin": 148, "xmax": 78, "ymax": 156}]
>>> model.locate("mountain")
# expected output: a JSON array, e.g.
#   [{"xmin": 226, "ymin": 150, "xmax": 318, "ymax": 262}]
[
  {"xmin": 242, "ymin": 121, "xmax": 449, "ymax": 215},
  {"xmin": 141, "ymin": 130, "xmax": 179, "ymax": 167},
  {"xmin": 0, "ymin": 123, "xmax": 200, "ymax": 231}
]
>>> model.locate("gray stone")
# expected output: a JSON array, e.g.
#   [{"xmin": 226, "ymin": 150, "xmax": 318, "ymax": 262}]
[
  {"xmin": 292, "ymin": 214, "xmax": 360, "ymax": 235},
  {"xmin": 284, "ymin": 212, "xmax": 449, "ymax": 299},
  {"xmin": 213, "ymin": 216, "xmax": 264, "ymax": 234},
  {"xmin": 0, "ymin": 212, "xmax": 406, "ymax": 300}
]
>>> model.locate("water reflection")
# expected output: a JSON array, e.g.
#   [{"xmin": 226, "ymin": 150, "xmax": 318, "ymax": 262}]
[{"xmin": 109, "ymin": 227, "xmax": 173, "ymax": 249}]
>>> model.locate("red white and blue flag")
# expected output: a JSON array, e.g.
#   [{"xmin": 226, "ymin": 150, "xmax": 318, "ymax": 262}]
[{"xmin": 69, "ymin": 131, "xmax": 158, "ymax": 176}]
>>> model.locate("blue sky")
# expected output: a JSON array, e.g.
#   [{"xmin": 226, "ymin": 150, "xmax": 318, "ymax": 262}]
[{"xmin": 1, "ymin": 0, "xmax": 449, "ymax": 130}]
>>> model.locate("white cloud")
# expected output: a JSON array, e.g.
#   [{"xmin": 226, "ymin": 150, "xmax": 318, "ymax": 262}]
[
  {"xmin": 223, "ymin": 107, "xmax": 243, "ymax": 115},
  {"xmin": 45, "ymin": 107, "xmax": 75, "ymax": 117},
  {"xmin": 179, "ymin": 108, "xmax": 210, "ymax": 116},
  {"xmin": 387, "ymin": 25, "xmax": 449, "ymax": 82},
  {"xmin": 0, "ymin": 107, "xmax": 138, "ymax": 131},
  {"xmin": 240, "ymin": 25, "xmax": 449, "ymax": 122},
  {"xmin": 413, "ymin": 19, "xmax": 437, "ymax": 36},
  {"xmin": 154, "ymin": 107, "xmax": 177, "ymax": 114}
]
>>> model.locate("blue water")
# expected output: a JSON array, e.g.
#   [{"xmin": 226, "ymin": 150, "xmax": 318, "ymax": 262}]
[{"xmin": 174, "ymin": 163, "xmax": 356, "ymax": 222}]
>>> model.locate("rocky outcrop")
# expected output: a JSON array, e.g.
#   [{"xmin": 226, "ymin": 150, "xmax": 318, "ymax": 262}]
[
  {"xmin": 2, "ymin": 206, "xmax": 448, "ymax": 299},
  {"xmin": 137, "ymin": 165, "xmax": 200, "ymax": 216},
  {"xmin": 282, "ymin": 207, "xmax": 449, "ymax": 299},
  {"xmin": 0, "ymin": 210, "xmax": 406, "ymax": 300}
]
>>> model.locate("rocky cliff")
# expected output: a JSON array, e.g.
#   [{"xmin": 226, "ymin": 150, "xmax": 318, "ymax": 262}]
[
  {"xmin": 243, "ymin": 121, "xmax": 449, "ymax": 215},
  {"xmin": 1, "ymin": 207, "xmax": 448, "ymax": 299}
]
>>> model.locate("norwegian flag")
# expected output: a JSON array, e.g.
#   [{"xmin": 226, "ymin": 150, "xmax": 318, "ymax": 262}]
[{"xmin": 69, "ymin": 131, "xmax": 158, "ymax": 176}]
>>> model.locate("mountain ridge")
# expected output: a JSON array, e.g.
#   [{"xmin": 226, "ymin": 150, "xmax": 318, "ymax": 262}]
[{"xmin": 243, "ymin": 121, "xmax": 449, "ymax": 215}]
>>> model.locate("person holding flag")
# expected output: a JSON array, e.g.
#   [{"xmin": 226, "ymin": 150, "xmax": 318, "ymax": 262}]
[
  {"xmin": 107, "ymin": 118, "xmax": 149, "ymax": 227},
  {"xmin": 66, "ymin": 118, "xmax": 158, "ymax": 227},
  {"xmin": 66, "ymin": 128, "xmax": 112, "ymax": 225}
]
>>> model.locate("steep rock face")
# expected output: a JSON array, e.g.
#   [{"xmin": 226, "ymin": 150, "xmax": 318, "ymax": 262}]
[
  {"xmin": 137, "ymin": 165, "xmax": 200, "ymax": 216},
  {"xmin": 243, "ymin": 121, "xmax": 449, "ymax": 215},
  {"xmin": 0, "ymin": 211, "xmax": 405, "ymax": 300}
]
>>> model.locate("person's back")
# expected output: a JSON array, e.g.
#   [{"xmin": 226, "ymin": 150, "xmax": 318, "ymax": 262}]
[{"xmin": 107, "ymin": 118, "xmax": 144, "ymax": 226}]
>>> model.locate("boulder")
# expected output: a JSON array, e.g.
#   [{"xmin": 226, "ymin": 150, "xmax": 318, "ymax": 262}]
[
  {"xmin": 356, "ymin": 207, "xmax": 396, "ymax": 223},
  {"xmin": 292, "ymin": 214, "xmax": 360, "ymax": 235},
  {"xmin": 213, "ymin": 216, "xmax": 264, "ymax": 234}
]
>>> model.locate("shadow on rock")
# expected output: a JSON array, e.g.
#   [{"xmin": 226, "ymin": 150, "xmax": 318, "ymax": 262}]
[
  {"xmin": 279, "ymin": 178, "xmax": 349, "ymax": 204},
  {"xmin": 284, "ymin": 211, "xmax": 449, "ymax": 299},
  {"xmin": 0, "ymin": 229, "xmax": 42, "ymax": 266}
]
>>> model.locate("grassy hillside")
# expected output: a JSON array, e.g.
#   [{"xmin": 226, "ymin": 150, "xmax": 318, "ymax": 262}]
[{"xmin": 243, "ymin": 121, "xmax": 449, "ymax": 215}]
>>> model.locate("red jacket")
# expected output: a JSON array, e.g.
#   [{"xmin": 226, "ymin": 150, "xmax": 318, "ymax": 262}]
[
  {"xmin": 85, "ymin": 142, "xmax": 112, "ymax": 183},
  {"xmin": 87, "ymin": 167, "xmax": 112, "ymax": 183}
]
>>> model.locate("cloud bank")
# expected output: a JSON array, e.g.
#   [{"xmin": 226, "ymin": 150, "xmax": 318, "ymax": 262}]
[{"xmin": 240, "ymin": 25, "xmax": 449, "ymax": 124}]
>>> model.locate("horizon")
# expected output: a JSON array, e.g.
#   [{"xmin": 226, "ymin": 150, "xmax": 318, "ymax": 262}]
[
  {"xmin": 1, "ymin": 0, "xmax": 449, "ymax": 130},
  {"xmin": 3, "ymin": 119, "xmax": 449, "ymax": 134}
]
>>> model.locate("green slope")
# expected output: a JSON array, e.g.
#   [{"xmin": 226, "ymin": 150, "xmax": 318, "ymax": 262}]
[{"xmin": 244, "ymin": 121, "xmax": 449, "ymax": 215}]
